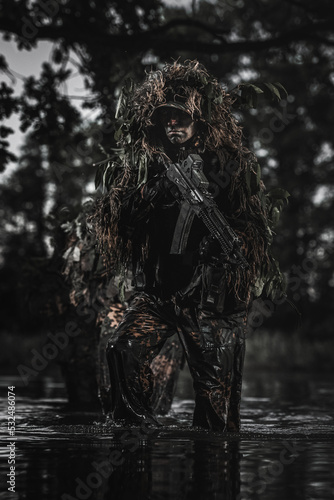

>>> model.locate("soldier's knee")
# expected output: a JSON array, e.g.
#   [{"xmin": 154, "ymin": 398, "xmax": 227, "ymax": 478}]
[
  {"xmin": 107, "ymin": 334, "xmax": 136, "ymax": 357},
  {"xmin": 106, "ymin": 337, "xmax": 126, "ymax": 359}
]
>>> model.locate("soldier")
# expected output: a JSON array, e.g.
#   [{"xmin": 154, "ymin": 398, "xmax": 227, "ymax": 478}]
[{"xmin": 91, "ymin": 61, "xmax": 285, "ymax": 430}]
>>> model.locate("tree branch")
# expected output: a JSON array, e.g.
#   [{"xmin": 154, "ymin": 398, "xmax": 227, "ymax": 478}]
[{"xmin": 0, "ymin": 16, "xmax": 333, "ymax": 56}]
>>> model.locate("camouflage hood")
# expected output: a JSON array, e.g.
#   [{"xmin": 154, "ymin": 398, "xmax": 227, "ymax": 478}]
[
  {"xmin": 114, "ymin": 60, "xmax": 246, "ymax": 166},
  {"xmin": 91, "ymin": 60, "xmax": 288, "ymax": 303}
]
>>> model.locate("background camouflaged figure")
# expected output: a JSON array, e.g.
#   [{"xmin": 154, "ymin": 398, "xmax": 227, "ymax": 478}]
[{"xmin": 91, "ymin": 60, "xmax": 286, "ymax": 431}]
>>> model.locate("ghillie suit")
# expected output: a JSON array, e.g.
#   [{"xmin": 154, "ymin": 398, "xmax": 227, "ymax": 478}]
[
  {"xmin": 60, "ymin": 203, "xmax": 118, "ymax": 410},
  {"xmin": 90, "ymin": 60, "xmax": 288, "ymax": 430},
  {"xmin": 61, "ymin": 203, "xmax": 182, "ymax": 414}
]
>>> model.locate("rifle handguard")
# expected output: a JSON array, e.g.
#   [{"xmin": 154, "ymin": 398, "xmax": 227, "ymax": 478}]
[{"xmin": 165, "ymin": 154, "xmax": 249, "ymax": 269}]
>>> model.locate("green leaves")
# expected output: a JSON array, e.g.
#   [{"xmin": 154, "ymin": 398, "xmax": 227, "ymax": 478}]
[
  {"xmin": 204, "ymin": 81, "xmax": 216, "ymax": 99},
  {"xmin": 249, "ymin": 181, "xmax": 289, "ymax": 300},
  {"xmin": 115, "ymin": 79, "xmax": 134, "ymax": 120},
  {"xmin": 272, "ymin": 82, "xmax": 288, "ymax": 98},
  {"xmin": 262, "ymin": 256, "xmax": 287, "ymax": 300},
  {"xmin": 245, "ymin": 162, "xmax": 262, "ymax": 195},
  {"xmin": 252, "ymin": 255, "xmax": 287, "ymax": 300},
  {"xmin": 233, "ymin": 81, "xmax": 288, "ymax": 109},
  {"xmin": 267, "ymin": 187, "xmax": 290, "ymax": 200},
  {"xmin": 94, "ymin": 150, "xmax": 124, "ymax": 191},
  {"xmin": 137, "ymin": 153, "xmax": 148, "ymax": 187},
  {"xmin": 203, "ymin": 81, "xmax": 216, "ymax": 121},
  {"xmin": 266, "ymin": 187, "xmax": 290, "ymax": 228},
  {"xmin": 240, "ymin": 83, "xmax": 264, "ymax": 109}
]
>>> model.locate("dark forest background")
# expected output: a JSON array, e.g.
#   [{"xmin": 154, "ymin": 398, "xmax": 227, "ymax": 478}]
[{"xmin": 0, "ymin": 0, "xmax": 333, "ymax": 388}]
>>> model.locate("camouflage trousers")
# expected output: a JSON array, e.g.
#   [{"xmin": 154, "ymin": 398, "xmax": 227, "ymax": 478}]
[{"xmin": 106, "ymin": 292, "xmax": 246, "ymax": 431}]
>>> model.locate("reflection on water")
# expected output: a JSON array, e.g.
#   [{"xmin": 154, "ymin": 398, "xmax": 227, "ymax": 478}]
[{"xmin": 0, "ymin": 370, "xmax": 333, "ymax": 499}]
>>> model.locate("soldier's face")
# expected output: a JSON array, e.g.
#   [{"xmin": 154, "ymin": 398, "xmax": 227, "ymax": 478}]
[{"xmin": 159, "ymin": 108, "xmax": 197, "ymax": 145}]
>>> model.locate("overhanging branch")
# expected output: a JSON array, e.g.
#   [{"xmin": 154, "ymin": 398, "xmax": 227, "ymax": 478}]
[{"xmin": 0, "ymin": 17, "xmax": 333, "ymax": 55}]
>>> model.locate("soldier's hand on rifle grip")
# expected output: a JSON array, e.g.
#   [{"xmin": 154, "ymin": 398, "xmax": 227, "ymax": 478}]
[
  {"xmin": 141, "ymin": 173, "xmax": 180, "ymax": 205},
  {"xmin": 199, "ymin": 234, "xmax": 228, "ymax": 266}
]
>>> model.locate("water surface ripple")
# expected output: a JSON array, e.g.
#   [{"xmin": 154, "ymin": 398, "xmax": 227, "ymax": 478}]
[{"xmin": 0, "ymin": 370, "xmax": 333, "ymax": 499}]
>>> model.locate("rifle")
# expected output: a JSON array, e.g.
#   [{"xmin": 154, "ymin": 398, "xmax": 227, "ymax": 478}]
[{"xmin": 165, "ymin": 154, "xmax": 248, "ymax": 269}]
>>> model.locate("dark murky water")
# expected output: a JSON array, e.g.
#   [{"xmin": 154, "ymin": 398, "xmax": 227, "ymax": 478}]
[{"xmin": 1, "ymin": 368, "xmax": 334, "ymax": 500}]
